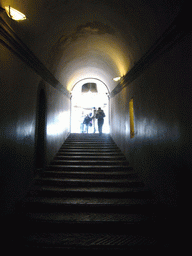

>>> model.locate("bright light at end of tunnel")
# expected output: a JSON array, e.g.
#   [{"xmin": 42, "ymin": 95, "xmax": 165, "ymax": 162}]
[{"xmin": 5, "ymin": 6, "xmax": 26, "ymax": 20}]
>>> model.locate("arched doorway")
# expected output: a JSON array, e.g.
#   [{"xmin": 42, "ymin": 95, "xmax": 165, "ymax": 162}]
[
  {"xmin": 71, "ymin": 78, "xmax": 110, "ymax": 133},
  {"xmin": 35, "ymin": 89, "xmax": 46, "ymax": 172}
]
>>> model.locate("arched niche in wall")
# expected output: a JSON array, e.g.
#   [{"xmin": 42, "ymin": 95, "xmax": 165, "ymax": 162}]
[{"xmin": 35, "ymin": 82, "xmax": 47, "ymax": 174}]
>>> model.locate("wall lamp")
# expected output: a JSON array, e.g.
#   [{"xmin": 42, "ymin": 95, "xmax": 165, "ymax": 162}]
[
  {"xmin": 112, "ymin": 76, "xmax": 124, "ymax": 82},
  {"xmin": 0, "ymin": 6, "xmax": 26, "ymax": 21}
]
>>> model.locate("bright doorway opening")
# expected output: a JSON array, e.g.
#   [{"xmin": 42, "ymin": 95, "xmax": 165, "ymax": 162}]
[{"xmin": 71, "ymin": 79, "xmax": 110, "ymax": 134}]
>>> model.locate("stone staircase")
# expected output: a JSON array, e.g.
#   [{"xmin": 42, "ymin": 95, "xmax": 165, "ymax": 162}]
[{"xmin": 15, "ymin": 133, "xmax": 168, "ymax": 252}]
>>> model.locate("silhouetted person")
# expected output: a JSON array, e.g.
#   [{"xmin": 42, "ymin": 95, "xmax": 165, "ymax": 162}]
[
  {"xmin": 92, "ymin": 107, "xmax": 96, "ymax": 133},
  {"xmin": 83, "ymin": 114, "xmax": 92, "ymax": 133},
  {"xmin": 80, "ymin": 111, "xmax": 85, "ymax": 133},
  {"xmin": 96, "ymin": 107, "xmax": 105, "ymax": 135}
]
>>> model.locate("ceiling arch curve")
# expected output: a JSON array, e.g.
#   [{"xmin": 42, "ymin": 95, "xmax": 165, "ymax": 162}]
[
  {"xmin": 1, "ymin": 0, "xmax": 182, "ymax": 93},
  {"xmin": 49, "ymin": 21, "xmax": 132, "ymax": 92},
  {"xmin": 71, "ymin": 77, "xmax": 109, "ymax": 98}
]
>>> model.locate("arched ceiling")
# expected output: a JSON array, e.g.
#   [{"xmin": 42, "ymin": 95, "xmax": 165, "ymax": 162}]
[{"xmin": 1, "ymin": 0, "xmax": 182, "ymax": 92}]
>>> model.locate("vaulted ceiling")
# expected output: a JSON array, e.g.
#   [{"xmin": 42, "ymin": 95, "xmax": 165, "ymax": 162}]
[{"xmin": 1, "ymin": 0, "xmax": 182, "ymax": 92}]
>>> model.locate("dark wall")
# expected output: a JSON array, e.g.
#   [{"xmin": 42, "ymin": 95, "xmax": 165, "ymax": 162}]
[
  {"xmin": 0, "ymin": 44, "xmax": 70, "ymax": 216},
  {"xmin": 111, "ymin": 33, "xmax": 192, "ymax": 209}
]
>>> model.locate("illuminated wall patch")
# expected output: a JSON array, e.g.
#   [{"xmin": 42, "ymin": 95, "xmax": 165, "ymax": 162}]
[{"xmin": 129, "ymin": 98, "xmax": 134, "ymax": 139}]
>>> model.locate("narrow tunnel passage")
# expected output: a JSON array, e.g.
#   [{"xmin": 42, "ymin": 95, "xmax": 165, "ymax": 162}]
[{"xmin": 0, "ymin": 0, "xmax": 191, "ymax": 252}]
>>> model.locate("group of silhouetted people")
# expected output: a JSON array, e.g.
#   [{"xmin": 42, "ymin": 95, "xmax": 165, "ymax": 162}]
[{"xmin": 81, "ymin": 107, "xmax": 105, "ymax": 135}]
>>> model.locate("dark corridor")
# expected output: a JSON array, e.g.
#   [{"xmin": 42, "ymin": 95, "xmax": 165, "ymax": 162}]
[{"xmin": 0, "ymin": 0, "xmax": 192, "ymax": 253}]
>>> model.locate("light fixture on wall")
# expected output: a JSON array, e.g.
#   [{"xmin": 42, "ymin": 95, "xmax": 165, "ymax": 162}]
[
  {"xmin": 4, "ymin": 6, "xmax": 26, "ymax": 21},
  {"xmin": 113, "ymin": 76, "xmax": 123, "ymax": 82}
]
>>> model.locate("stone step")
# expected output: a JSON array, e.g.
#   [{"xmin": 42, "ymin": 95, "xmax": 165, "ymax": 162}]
[
  {"xmin": 68, "ymin": 133, "xmax": 111, "ymax": 137},
  {"xmin": 18, "ymin": 212, "xmax": 159, "ymax": 243},
  {"xmin": 23, "ymin": 212, "xmax": 154, "ymax": 227},
  {"xmin": 29, "ymin": 186, "xmax": 152, "ymax": 199},
  {"xmin": 57, "ymin": 151, "xmax": 123, "ymax": 156},
  {"xmin": 20, "ymin": 232, "xmax": 159, "ymax": 250},
  {"xmin": 65, "ymin": 141, "xmax": 114, "ymax": 145},
  {"xmin": 60, "ymin": 147, "xmax": 120, "ymax": 151},
  {"xmin": 63, "ymin": 143, "xmax": 116, "ymax": 147},
  {"xmin": 35, "ymin": 177, "xmax": 144, "ymax": 188},
  {"xmin": 54, "ymin": 155, "xmax": 126, "ymax": 160},
  {"xmin": 62, "ymin": 141, "xmax": 117, "ymax": 148},
  {"xmin": 41, "ymin": 170, "xmax": 137, "ymax": 179},
  {"xmin": 64, "ymin": 144, "xmax": 114, "ymax": 147},
  {"xmin": 58, "ymin": 148, "xmax": 122, "ymax": 152},
  {"xmin": 64, "ymin": 142, "xmax": 116, "ymax": 145},
  {"xmin": 50, "ymin": 160, "xmax": 129, "ymax": 166},
  {"xmin": 65, "ymin": 142, "xmax": 115, "ymax": 145},
  {"xmin": 21, "ymin": 197, "xmax": 153, "ymax": 214},
  {"xmin": 47, "ymin": 165, "xmax": 133, "ymax": 172}
]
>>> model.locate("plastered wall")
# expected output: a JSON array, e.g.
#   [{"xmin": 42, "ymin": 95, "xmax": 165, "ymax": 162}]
[
  {"xmin": 111, "ymin": 33, "xmax": 192, "ymax": 209},
  {"xmin": 0, "ymin": 45, "xmax": 70, "ymax": 216}
]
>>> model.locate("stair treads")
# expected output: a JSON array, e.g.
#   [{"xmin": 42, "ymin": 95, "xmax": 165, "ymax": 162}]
[
  {"xmin": 48, "ymin": 165, "xmax": 133, "ymax": 171},
  {"xmin": 57, "ymin": 152, "xmax": 123, "ymax": 155},
  {"xmin": 54, "ymin": 155, "xmax": 126, "ymax": 159},
  {"xmin": 64, "ymin": 141, "xmax": 114, "ymax": 144},
  {"xmin": 41, "ymin": 170, "xmax": 137, "ymax": 178},
  {"xmin": 35, "ymin": 173, "xmax": 144, "ymax": 188},
  {"xmin": 23, "ymin": 197, "xmax": 152, "ymax": 206},
  {"xmin": 23, "ymin": 233, "xmax": 158, "ymax": 248},
  {"xmin": 38, "ymin": 186, "xmax": 149, "ymax": 194},
  {"xmin": 43, "ymin": 170, "xmax": 135, "ymax": 175},
  {"xmin": 35, "ymin": 177, "xmax": 142, "ymax": 186},
  {"xmin": 17, "ymin": 133, "xmax": 159, "ymax": 250},
  {"xmin": 48, "ymin": 165, "xmax": 131, "ymax": 170},
  {"xmin": 59, "ymin": 148, "xmax": 121, "ymax": 151},
  {"xmin": 25, "ymin": 212, "xmax": 151, "ymax": 223},
  {"xmin": 51, "ymin": 160, "xmax": 129, "ymax": 164},
  {"xmin": 29, "ymin": 186, "xmax": 152, "ymax": 199}
]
